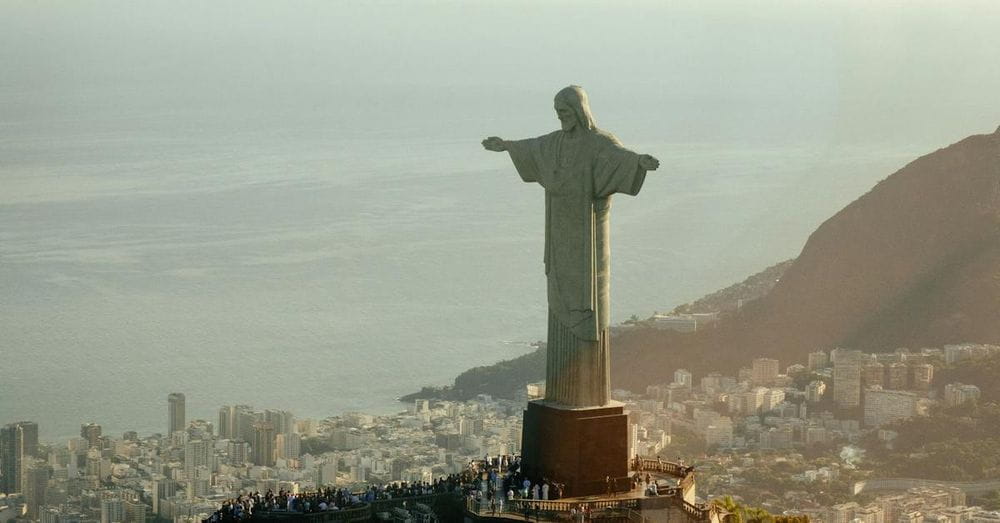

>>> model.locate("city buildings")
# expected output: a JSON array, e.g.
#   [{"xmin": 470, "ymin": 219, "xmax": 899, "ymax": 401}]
[
  {"xmin": 3, "ymin": 341, "xmax": 992, "ymax": 523},
  {"xmin": 808, "ymin": 350, "xmax": 830, "ymax": 370},
  {"xmin": 806, "ymin": 381, "xmax": 827, "ymax": 403},
  {"xmin": 80, "ymin": 424, "xmax": 102, "ymax": 449},
  {"xmin": 674, "ymin": 369, "xmax": 693, "ymax": 389},
  {"xmin": 862, "ymin": 361, "xmax": 885, "ymax": 388},
  {"xmin": 751, "ymin": 358, "xmax": 780, "ymax": 386},
  {"xmin": 911, "ymin": 364, "xmax": 934, "ymax": 390},
  {"xmin": 943, "ymin": 383, "xmax": 981, "ymax": 407}
]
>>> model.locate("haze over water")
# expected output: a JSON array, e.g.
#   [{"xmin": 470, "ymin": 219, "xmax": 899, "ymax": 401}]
[{"xmin": 2, "ymin": 1, "xmax": 999, "ymax": 442}]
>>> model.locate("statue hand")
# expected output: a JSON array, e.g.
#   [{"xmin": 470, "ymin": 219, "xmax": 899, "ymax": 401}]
[
  {"xmin": 639, "ymin": 154, "xmax": 660, "ymax": 171},
  {"xmin": 482, "ymin": 136, "xmax": 507, "ymax": 152}
]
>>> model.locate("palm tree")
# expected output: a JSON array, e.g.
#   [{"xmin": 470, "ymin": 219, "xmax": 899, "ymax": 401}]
[
  {"xmin": 711, "ymin": 495, "xmax": 744, "ymax": 523},
  {"xmin": 710, "ymin": 496, "xmax": 798, "ymax": 523}
]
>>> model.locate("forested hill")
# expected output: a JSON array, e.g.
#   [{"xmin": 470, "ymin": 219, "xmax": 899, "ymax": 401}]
[{"xmin": 613, "ymin": 129, "xmax": 1000, "ymax": 389}]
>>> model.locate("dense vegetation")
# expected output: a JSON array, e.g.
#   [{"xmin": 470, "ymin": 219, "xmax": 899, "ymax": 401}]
[
  {"xmin": 401, "ymin": 344, "xmax": 546, "ymax": 402},
  {"xmin": 935, "ymin": 353, "xmax": 1000, "ymax": 403},
  {"xmin": 672, "ymin": 259, "xmax": 794, "ymax": 315},
  {"xmin": 712, "ymin": 495, "xmax": 811, "ymax": 523},
  {"xmin": 863, "ymin": 401, "xmax": 1000, "ymax": 480},
  {"xmin": 860, "ymin": 353, "xmax": 1000, "ymax": 480}
]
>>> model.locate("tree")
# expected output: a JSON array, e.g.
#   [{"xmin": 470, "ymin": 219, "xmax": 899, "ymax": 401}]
[
  {"xmin": 711, "ymin": 496, "xmax": 809, "ymax": 523},
  {"xmin": 712, "ymin": 495, "xmax": 744, "ymax": 523},
  {"xmin": 981, "ymin": 490, "xmax": 1000, "ymax": 511}
]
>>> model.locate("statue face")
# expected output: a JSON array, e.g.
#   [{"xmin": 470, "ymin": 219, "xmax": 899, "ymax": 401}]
[{"xmin": 554, "ymin": 101, "xmax": 577, "ymax": 132}]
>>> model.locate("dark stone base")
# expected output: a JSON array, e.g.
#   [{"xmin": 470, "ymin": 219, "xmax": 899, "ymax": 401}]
[{"xmin": 520, "ymin": 400, "xmax": 628, "ymax": 498}]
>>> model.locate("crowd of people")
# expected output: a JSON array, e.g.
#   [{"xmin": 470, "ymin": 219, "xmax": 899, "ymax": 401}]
[
  {"xmin": 204, "ymin": 453, "xmax": 687, "ymax": 521},
  {"xmin": 466, "ymin": 453, "xmax": 567, "ymax": 511},
  {"xmin": 204, "ymin": 474, "xmax": 472, "ymax": 522},
  {"xmin": 204, "ymin": 456, "xmax": 526, "ymax": 522}
]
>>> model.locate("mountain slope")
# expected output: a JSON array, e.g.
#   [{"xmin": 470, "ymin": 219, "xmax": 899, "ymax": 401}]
[{"xmin": 612, "ymin": 129, "xmax": 1000, "ymax": 389}]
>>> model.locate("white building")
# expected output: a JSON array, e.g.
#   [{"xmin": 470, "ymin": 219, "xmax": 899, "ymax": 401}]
[
  {"xmin": 704, "ymin": 418, "xmax": 734, "ymax": 448},
  {"xmin": 834, "ymin": 351, "xmax": 864, "ymax": 409},
  {"xmin": 100, "ymin": 498, "xmax": 124, "ymax": 523},
  {"xmin": 807, "ymin": 381, "xmax": 827, "ymax": 403},
  {"xmin": 944, "ymin": 383, "xmax": 981, "ymax": 407},
  {"xmin": 752, "ymin": 358, "xmax": 780, "ymax": 386},
  {"xmin": 808, "ymin": 351, "xmax": 830, "ymax": 370},
  {"xmin": 864, "ymin": 388, "xmax": 919, "ymax": 427},
  {"xmin": 674, "ymin": 369, "xmax": 693, "ymax": 388}
]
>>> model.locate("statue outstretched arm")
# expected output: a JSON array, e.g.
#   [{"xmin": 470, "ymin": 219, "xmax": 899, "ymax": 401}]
[
  {"xmin": 638, "ymin": 154, "xmax": 660, "ymax": 171},
  {"xmin": 486, "ymin": 134, "xmax": 549, "ymax": 185},
  {"xmin": 482, "ymin": 136, "xmax": 508, "ymax": 152}
]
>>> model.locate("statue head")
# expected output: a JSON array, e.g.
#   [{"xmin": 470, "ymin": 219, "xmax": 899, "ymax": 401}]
[{"xmin": 554, "ymin": 85, "xmax": 597, "ymax": 133}]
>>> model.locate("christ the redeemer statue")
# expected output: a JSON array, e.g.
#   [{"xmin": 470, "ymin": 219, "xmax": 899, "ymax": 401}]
[{"xmin": 483, "ymin": 85, "xmax": 659, "ymax": 408}]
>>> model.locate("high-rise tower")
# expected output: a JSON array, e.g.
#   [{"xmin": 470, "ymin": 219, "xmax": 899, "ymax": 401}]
[
  {"xmin": 80, "ymin": 423, "xmax": 102, "ymax": 448},
  {"xmin": 251, "ymin": 421, "xmax": 275, "ymax": 467},
  {"xmin": 834, "ymin": 351, "xmax": 864, "ymax": 409},
  {"xmin": 1, "ymin": 421, "xmax": 39, "ymax": 494},
  {"xmin": 168, "ymin": 393, "xmax": 186, "ymax": 435},
  {"xmin": 0, "ymin": 425, "xmax": 16, "ymax": 494},
  {"xmin": 23, "ymin": 459, "xmax": 50, "ymax": 518},
  {"xmin": 16, "ymin": 422, "xmax": 38, "ymax": 461},
  {"xmin": 183, "ymin": 439, "xmax": 211, "ymax": 478}
]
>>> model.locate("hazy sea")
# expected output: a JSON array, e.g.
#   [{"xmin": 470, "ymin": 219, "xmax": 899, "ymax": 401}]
[
  {"xmin": 0, "ymin": 87, "xmax": 933, "ymax": 443},
  {"xmin": 7, "ymin": 0, "xmax": 1000, "ymax": 444}
]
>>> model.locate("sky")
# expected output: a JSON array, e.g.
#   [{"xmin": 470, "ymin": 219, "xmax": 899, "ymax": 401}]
[{"xmin": 3, "ymin": 0, "xmax": 1000, "ymax": 149}]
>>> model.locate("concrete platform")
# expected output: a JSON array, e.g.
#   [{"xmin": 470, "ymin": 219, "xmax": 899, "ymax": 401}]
[{"xmin": 519, "ymin": 400, "xmax": 629, "ymax": 497}]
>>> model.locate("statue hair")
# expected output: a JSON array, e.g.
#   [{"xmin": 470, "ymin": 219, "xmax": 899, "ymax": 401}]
[{"xmin": 555, "ymin": 85, "xmax": 598, "ymax": 132}]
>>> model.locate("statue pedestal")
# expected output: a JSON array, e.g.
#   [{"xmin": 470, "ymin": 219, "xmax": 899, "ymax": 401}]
[{"xmin": 520, "ymin": 400, "xmax": 629, "ymax": 498}]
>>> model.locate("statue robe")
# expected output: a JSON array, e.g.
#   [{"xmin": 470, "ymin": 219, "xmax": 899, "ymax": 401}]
[{"xmin": 507, "ymin": 129, "xmax": 646, "ymax": 406}]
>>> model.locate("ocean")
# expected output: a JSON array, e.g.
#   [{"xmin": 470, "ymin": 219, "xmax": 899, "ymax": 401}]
[
  {"xmin": 0, "ymin": 97, "xmax": 927, "ymax": 441},
  {"xmin": 4, "ymin": 0, "xmax": 993, "ymax": 443}
]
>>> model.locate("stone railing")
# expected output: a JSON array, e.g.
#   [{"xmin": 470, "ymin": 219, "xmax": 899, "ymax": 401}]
[
  {"xmin": 466, "ymin": 497, "xmax": 645, "ymax": 521},
  {"xmin": 509, "ymin": 498, "xmax": 641, "ymax": 512},
  {"xmin": 633, "ymin": 458, "xmax": 694, "ymax": 480},
  {"xmin": 679, "ymin": 499, "xmax": 714, "ymax": 522},
  {"xmin": 647, "ymin": 488, "xmax": 713, "ymax": 521},
  {"xmin": 627, "ymin": 459, "xmax": 713, "ymax": 522},
  {"xmin": 466, "ymin": 494, "xmax": 715, "ymax": 522}
]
